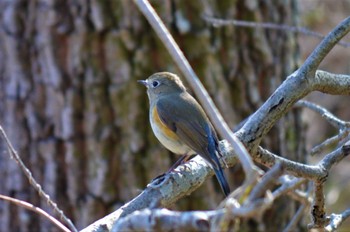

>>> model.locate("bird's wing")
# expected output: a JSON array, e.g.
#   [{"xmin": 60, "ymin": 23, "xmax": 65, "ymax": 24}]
[{"xmin": 156, "ymin": 93, "xmax": 220, "ymax": 169}]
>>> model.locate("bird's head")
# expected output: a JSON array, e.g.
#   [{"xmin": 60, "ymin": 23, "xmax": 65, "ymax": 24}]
[{"xmin": 138, "ymin": 72, "xmax": 186, "ymax": 101}]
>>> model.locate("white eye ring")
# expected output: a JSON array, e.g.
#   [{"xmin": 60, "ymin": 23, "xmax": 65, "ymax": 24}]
[{"xmin": 151, "ymin": 80, "xmax": 160, "ymax": 88}]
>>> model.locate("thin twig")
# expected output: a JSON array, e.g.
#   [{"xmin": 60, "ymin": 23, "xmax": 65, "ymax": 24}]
[
  {"xmin": 0, "ymin": 194, "xmax": 70, "ymax": 232},
  {"xmin": 230, "ymin": 194, "xmax": 274, "ymax": 218},
  {"xmin": 287, "ymin": 189, "xmax": 312, "ymax": 206},
  {"xmin": 0, "ymin": 125, "xmax": 77, "ymax": 232},
  {"xmin": 202, "ymin": 16, "xmax": 350, "ymax": 48},
  {"xmin": 284, "ymin": 183, "xmax": 313, "ymax": 231},
  {"xmin": 320, "ymin": 144, "xmax": 350, "ymax": 171},
  {"xmin": 310, "ymin": 131, "xmax": 349, "ymax": 156},
  {"xmin": 296, "ymin": 100, "xmax": 350, "ymax": 129},
  {"xmin": 273, "ymin": 177, "xmax": 307, "ymax": 200},
  {"xmin": 283, "ymin": 205, "xmax": 307, "ymax": 232},
  {"xmin": 298, "ymin": 17, "xmax": 350, "ymax": 77},
  {"xmin": 248, "ymin": 163, "xmax": 283, "ymax": 201},
  {"xmin": 296, "ymin": 100, "xmax": 350, "ymax": 156}
]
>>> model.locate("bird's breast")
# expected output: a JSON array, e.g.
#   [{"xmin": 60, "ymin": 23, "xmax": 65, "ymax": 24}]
[{"xmin": 150, "ymin": 105, "xmax": 192, "ymax": 155}]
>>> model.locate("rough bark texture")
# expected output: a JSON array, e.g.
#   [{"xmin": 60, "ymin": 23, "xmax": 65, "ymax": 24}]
[{"xmin": 0, "ymin": 0, "xmax": 302, "ymax": 231}]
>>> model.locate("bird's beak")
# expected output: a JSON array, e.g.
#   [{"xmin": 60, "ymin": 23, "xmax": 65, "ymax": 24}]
[{"xmin": 137, "ymin": 80, "xmax": 148, "ymax": 87}]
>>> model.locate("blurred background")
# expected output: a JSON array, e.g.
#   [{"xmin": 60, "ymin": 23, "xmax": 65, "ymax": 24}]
[
  {"xmin": 0, "ymin": 0, "xmax": 349, "ymax": 231},
  {"xmin": 299, "ymin": 1, "xmax": 350, "ymax": 232}
]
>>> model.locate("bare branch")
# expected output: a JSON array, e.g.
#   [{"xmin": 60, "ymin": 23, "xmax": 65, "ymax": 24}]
[
  {"xmin": 256, "ymin": 147, "xmax": 326, "ymax": 180},
  {"xmin": 202, "ymin": 16, "xmax": 350, "ymax": 48},
  {"xmin": 230, "ymin": 195, "xmax": 274, "ymax": 218},
  {"xmin": 309, "ymin": 182, "xmax": 330, "ymax": 229},
  {"xmin": 248, "ymin": 163, "xmax": 283, "ymax": 201},
  {"xmin": 296, "ymin": 100, "xmax": 350, "ymax": 155},
  {"xmin": 299, "ymin": 17, "xmax": 350, "ymax": 77},
  {"xmin": 313, "ymin": 70, "xmax": 350, "ymax": 95},
  {"xmin": 296, "ymin": 100, "xmax": 350, "ymax": 129},
  {"xmin": 0, "ymin": 125, "xmax": 78, "ymax": 232},
  {"xmin": 81, "ymin": 141, "xmax": 347, "ymax": 231},
  {"xmin": 109, "ymin": 172, "xmax": 313, "ymax": 232},
  {"xmin": 288, "ymin": 190, "xmax": 312, "ymax": 206},
  {"xmin": 238, "ymin": 18, "xmax": 350, "ymax": 149},
  {"xmin": 273, "ymin": 176, "xmax": 308, "ymax": 200},
  {"xmin": 83, "ymin": 143, "xmax": 348, "ymax": 231},
  {"xmin": 81, "ymin": 155, "xmax": 224, "ymax": 232},
  {"xmin": 0, "ymin": 194, "xmax": 70, "ymax": 232},
  {"xmin": 111, "ymin": 208, "xmax": 222, "ymax": 232},
  {"xmin": 283, "ymin": 205, "xmax": 307, "ymax": 232},
  {"xmin": 256, "ymin": 142, "xmax": 349, "ymax": 181},
  {"xmin": 320, "ymin": 144, "xmax": 350, "ymax": 171},
  {"xmin": 110, "ymin": 181, "xmax": 313, "ymax": 232},
  {"xmin": 310, "ymin": 131, "xmax": 349, "ymax": 156},
  {"xmin": 325, "ymin": 209, "xmax": 350, "ymax": 231},
  {"xmin": 295, "ymin": 101, "xmax": 350, "ymax": 155}
]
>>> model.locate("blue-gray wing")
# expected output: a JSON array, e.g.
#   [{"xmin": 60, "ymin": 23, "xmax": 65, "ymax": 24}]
[{"xmin": 156, "ymin": 93, "xmax": 220, "ymax": 170}]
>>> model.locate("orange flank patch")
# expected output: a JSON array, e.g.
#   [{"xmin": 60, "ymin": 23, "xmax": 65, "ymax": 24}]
[{"xmin": 152, "ymin": 106, "xmax": 179, "ymax": 140}]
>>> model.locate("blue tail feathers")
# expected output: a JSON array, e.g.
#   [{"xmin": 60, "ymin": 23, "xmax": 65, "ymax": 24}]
[
  {"xmin": 213, "ymin": 167, "xmax": 230, "ymax": 197},
  {"xmin": 205, "ymin": 124, "xmax": 230, "ymax": 196}
]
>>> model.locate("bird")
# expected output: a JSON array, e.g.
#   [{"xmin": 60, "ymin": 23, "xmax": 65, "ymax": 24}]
[{"xmin": 138, "ymin": 72, "xmax": 230, "ymax": 196}]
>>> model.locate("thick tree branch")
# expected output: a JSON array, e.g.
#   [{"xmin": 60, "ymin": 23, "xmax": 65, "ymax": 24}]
[
  {"xmin": 309, "ymin": 182, "xmax": 329, "ymax": 229},
  {"xmin": 237, "ymin": 70, "xmax": 350, "ymax": 153},
  {"xmin": 111, "ymin": 208, "xmax": 222, "ymax": 232},
  {"xmin": 81, "ymin": 155, "xmax": 225, "ymax": 232},
  {"xmin": 82, "ymin": 142, "xmax": 350, "ymax": 231},
  {"xmin": 110, "ymin": 171, "xmax": 310, "ymax": 231}
]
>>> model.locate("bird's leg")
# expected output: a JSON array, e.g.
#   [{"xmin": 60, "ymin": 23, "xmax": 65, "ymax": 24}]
[
  {"xmin": 166, "ymin": 154, "xmax": 190, "ymax": 173},
  {"xmin": 151, "ymin": 154, "xmax": 191, "ymax": 182}
]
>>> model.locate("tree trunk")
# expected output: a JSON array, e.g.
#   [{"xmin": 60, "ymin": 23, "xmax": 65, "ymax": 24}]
[{"xmin": 0, "ymin": 0, "xmax": 303, "ymax": 231}]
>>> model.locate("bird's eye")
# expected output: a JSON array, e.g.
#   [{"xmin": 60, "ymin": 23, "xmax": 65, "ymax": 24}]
[{"xmin": 152, "ymin": 80, "xmax": 160, "ymax": 88}]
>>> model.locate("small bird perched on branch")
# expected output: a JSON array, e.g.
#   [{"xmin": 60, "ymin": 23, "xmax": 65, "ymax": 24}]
[{"xmin": 138, "ymin": 72, "xmax": 230, "ymax": 196}]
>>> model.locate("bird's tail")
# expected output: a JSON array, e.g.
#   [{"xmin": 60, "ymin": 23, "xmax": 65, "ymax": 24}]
[
  {"xmin": 205, "ymin": 125, "xmax": 230, "ymax": 196},
  {"xmin": 213, "ymin": 167, "xmax": 230, "ymax": 197}
]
